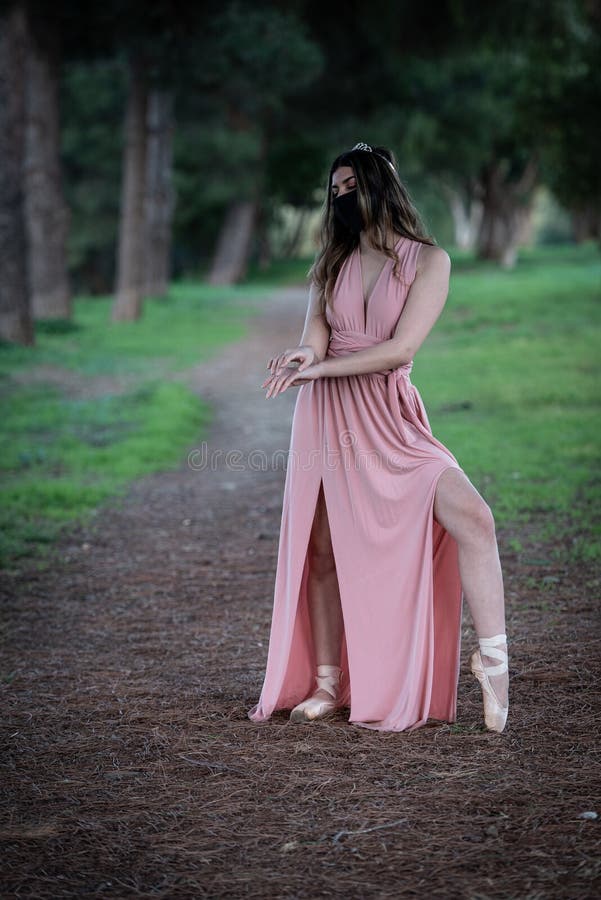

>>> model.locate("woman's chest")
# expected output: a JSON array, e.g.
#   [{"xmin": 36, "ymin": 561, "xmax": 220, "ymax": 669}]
[{"xmin": 327, "ymin": 250, "xmax": 413, "ymax": 335}]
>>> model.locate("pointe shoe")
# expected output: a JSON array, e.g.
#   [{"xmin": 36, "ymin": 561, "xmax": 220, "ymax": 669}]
[
  {"xmin": 469, "ymin": 633, "xmax": 509, "ymax": 733},
  {"xmin": 289, "ymin": 664, "xmax": 342, "ymax": 723}
]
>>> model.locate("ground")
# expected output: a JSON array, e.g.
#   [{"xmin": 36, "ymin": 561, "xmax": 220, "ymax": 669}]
[{"xmin": 1, "ymin": 287, "xmax": 599, "ymax": 899}]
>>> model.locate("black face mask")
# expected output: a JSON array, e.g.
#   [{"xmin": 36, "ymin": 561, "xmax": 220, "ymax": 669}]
[{"xmin": 333, "ymin": 189, "xmax": 365, "ymax": 234}]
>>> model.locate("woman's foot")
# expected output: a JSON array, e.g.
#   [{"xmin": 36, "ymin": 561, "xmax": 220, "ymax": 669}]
[
  {"xmin": 289, "ymin": 664, "xmax": 342, "ymax": 723},
  {"xmin": 481, "ymin": 648, "xmax": 508, "ymax": 707},
  {"xmin": 470, "ymin": 633, "xmax": 509, "ymax": 733}
]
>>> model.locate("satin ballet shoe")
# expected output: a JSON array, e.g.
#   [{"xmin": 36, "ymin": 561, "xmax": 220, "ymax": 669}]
[
  {"xmin": 469, "ymin": 633, "xmax": 509, "ymax": 733},
  {"xmin": 289, "ymin": 664, "xmax": 342, "ymax": 723}
]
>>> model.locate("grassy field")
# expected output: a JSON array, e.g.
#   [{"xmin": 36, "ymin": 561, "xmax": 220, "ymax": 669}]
[
  {"xmin": 0, "ymin": 282, "xmax": 268, "ymax": 569},
  {"xmin": 0, "ymin": 241, "xmax": 599, "ymax": 570},
  {"xmin": 417, "ymin": 242, "xmax": 600, "ymax": 561}
]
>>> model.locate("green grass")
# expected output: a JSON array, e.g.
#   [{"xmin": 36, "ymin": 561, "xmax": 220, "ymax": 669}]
[
  {"xmin": 0, "ymin": 280, "xmax": 267, "ymax": 378},
  {"xmin": 412, "ymin": 241, "xmax": 600, "ymax": 562},
  {"xmin": 0, "ymin": 381, "xmax": 211, "ymax": 564},
  {"xmin": 0, "ymin": 281, "xmax": 272, "ymax": 570}
]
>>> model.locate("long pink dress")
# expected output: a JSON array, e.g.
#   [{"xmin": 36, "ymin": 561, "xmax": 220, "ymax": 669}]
[{"xmin": 248, "ymin": 235, "xmax": 464, "ymax": 732}]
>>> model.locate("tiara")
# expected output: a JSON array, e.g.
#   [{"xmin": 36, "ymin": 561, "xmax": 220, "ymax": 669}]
[{"xmin": 350, "ymin": 142, "xmax": 396, "ymax": 171}]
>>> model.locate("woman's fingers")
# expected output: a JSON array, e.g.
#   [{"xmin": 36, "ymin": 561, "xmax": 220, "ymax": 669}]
[
  {"xmin": 268, "ymin": 347, "xmax": 312, "ymax": 376},
  {"xmin": 264, "ymin": 347, "xmax": 315, "ymax": 393},
  {"xmin": 267, "ymin": 359, "xmax": 302, "ymax": 384},
  {"xmin": 265, "ymin": 366, "xmax": 295, "ymax": 398},
  {"xmin": 265, "ymin": 373, "xmax": 284, "ymax": 399},
  {"xmin": 262, "ymin": 368, "xmax": 291, "ymax": 388},
  {"xmin": 275, "ymin": 352, "xmax": 300, "ymax": 373},
  {"xmin": 264, "ymin": 366, "xmax": 310, "ymax": 398},
  {"xmin": 268, "ymin": 349, "xmax": 296, "ymax": 373}
]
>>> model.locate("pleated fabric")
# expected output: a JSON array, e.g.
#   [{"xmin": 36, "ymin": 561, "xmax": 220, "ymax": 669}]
[{"xmin": 248, "ymin": 236, "xmax": 464, "ymax": 732}]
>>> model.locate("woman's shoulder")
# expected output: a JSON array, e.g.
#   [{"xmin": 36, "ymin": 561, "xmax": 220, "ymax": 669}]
[{"xmin": 413, "ymin": 241, "xmax": 451, "ymax": 275}]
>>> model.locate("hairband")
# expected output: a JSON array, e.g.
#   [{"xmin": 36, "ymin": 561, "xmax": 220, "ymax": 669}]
[{"xmin": 349, "ymin": 142, "xmax": 396, "ymax": 171}]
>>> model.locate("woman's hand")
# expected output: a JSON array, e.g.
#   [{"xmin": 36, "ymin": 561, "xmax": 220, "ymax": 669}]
[
  {"xmin": 266, "ymin": 345, "xmax": 317, "ymax": 377},
  {"xmin": 262, "ymin": 344, "xmax": 324, "ymax": 398},
  {"xmin": 262, "ymin": 362, "xmax": 324, "ymax": 399}
]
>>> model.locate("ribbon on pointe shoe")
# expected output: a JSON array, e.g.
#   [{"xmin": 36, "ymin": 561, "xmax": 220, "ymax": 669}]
[
  {"xmin": 314, "ymin": 664, "xmax": 342, "ymax": 699},
  {"xmin": 478, "ymin": 633, "xmax": 508, "ymax": 675},
  {"xmin": 470, "ymin": 633, "xmax": 508, "ymax": 733},
  {"xmin": 289, "ymin": 664, "xmax": 342, "ymax": 723}
]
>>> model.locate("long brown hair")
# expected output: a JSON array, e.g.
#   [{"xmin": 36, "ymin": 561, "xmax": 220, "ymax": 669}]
[{"xmin": 307, "ymin": 145, "xmax": 436, "ymax": 315}]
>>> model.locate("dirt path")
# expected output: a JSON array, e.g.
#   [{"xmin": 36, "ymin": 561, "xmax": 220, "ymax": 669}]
[{"xmin": 1, "ymin": 287, "xmax": 599, "ymax": 899}]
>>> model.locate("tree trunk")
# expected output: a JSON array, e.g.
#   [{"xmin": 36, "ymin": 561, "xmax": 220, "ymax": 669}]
[
  {"xmin": 208, "ymin": 200, "xmax": 258, "ymax": 284},
  {"xmin": 144, "ymin": 89, "xmax": 174, "ymax": 298},
  {"xmin": 282, "ymin": 207, "xmax": 309, "ymax": 258},
  {"xmin": 440, "ymin": 181, "xmax": 483, "ymax": 251},
  {"xmin": 0, "ymin": 4, "xmax": 34, "ymax": 345},
  {"xmin": 255, "ymin": 202, "xmax": 272, "ymax": 271},
  {"xmin": 476, "ymin": 156, "xmax": 538, "ymax": 268},
  {"xmin": 571, "ymin": 204, "xmax": 601, "ymax": 242},
  {"xmin": 24, "ymin": 23, "xmax": 71, "ymax": 320},
  {"xmin": 208, "ymin": 105, "xmax": 263, "ymax": 285},
  {"xmin": 516, "ymin": 202, "xmax": 535, "ymax": 246},
  {"xmin": 112, "ymin": 56, "xmax": 148, "ymax": 322}
]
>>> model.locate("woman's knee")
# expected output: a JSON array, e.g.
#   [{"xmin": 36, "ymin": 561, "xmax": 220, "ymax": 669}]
[
  {"xmin": 453, "ymin": 493, "xmax": 497, "ymax": 545},
  {"xmin": 435, "ymin": 469, "xmax": 496, "ymax": 543}
]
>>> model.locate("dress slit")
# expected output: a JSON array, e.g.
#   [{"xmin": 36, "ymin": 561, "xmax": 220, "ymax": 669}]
[{"xmin": 284, "ymin": 473, "xmax": 352, "ymax": 712}]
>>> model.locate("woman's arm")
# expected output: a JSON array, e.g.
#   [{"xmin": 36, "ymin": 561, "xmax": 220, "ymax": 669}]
[
  {"xmin": 315, "ymin": 245, "xmax": 451, "ymax": 378},
  {"xmin": 262, "ymin": 282, "xmax": 330, "ymax": 397},
  {"xmin": 299, "ymin": 280, "xmax": 331, "ymax": 363}
]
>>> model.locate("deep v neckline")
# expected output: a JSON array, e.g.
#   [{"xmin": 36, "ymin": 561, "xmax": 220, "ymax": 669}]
[{"xmin": 357, "ymin": 236, "xmax": 404, "ymax": 322}]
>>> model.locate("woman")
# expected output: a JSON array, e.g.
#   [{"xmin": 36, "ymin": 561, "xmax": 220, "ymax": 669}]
[{"xmin": 247, "ymin": 143, "xmax": 509, "ymax": 734}]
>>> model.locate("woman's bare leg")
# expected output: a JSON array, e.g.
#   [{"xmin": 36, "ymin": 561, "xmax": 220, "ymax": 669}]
[
  {"xmin": 306, "ymin": 481, "xmax": 344, "ymax": 698},
  {"xmin": 433, "ymin": 467, "xmax": 509, "ymax": 706}
]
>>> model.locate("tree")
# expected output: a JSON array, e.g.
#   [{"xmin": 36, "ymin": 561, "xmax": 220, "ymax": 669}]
[
  {"xmin": 112, "ymin": 53, "xmax": 148, "ymax": 321},
  {"xmin": 0, "ymin": 3, "xmax": 34, "ymax": 345},
  {"xmin": 144, "ymin": 89, "xmax": 175, "ymax": 297},
  {"xmin": 297, "ymin": 0, "xmax": 599, "ymax": 264},
  {"xmin": 189, "ymin": 1, "xmax": 323, "ymax": 284},
  {"xmin": 24, "ymin": 11, "xmax": 72, "ymax": 318},
  {"xmin": 521, "ymin": 0, "xmax": 601, "ymax": 243}
]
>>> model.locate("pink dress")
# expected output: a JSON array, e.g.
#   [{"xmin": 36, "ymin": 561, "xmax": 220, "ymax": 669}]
[{"xmin": 248, "ymin": 235, "xmax": 464, "ymax": 732}]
